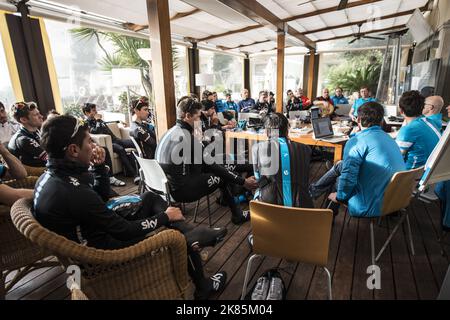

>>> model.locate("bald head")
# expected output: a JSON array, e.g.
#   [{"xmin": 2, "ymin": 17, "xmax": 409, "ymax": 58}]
[{"xmin": 423, "ymin": 96, "xmax": 444, "ymax": 116}]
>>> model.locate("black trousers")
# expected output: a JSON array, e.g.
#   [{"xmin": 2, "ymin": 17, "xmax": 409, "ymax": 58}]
[
  {"xmin": 171, "ymin": 171, "xmax": 243, "ymax": 220},
  {"xmin": 112, "ymin": 138, "xmax": 136, "ymax": 177},
  {"xmin": 103, "ymin": 147, "xmax": 113, "ymax": 177}
]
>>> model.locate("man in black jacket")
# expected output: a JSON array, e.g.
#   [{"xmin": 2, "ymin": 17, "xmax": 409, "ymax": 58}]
[
  {"xmin": 252, "ymin": 113, "xmax": 313, "ymax": 208},
  {"xmin": 34, "ymin": 115, "xmax": 227, "ymax": 299},
  {"xmin": 82, "ymin": 103, "xmax": 136, "ymax": 179},
  {"xmin": 156, "ymin": 96, "xmax": 258, "ymax": 225},
  {"xmin": 130, "ymin": 98, "xmax": 157, "ymax": 159},
  {"xmin": 8, "ymin": 102, "xmax": 47, "ymax": 167}
]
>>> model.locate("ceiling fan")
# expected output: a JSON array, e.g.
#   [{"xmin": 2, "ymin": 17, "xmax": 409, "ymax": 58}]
[
  {"xmin": 349, "ymin": 23, "xmax": 385, "ymax": 44},
  {"xmin": 297, "ymin": 0, "xmax": 349, "ymax": 10}
]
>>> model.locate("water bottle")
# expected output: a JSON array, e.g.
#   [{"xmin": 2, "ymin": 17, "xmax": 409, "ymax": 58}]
[{"xmin": 251, "ymin": 276, "xmax": 270, "ymax": 300}]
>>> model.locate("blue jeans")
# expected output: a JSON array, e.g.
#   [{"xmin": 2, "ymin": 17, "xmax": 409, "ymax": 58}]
[{"xmin": 309, "ymin": 161, "xmax": 343, "ymax": 199}]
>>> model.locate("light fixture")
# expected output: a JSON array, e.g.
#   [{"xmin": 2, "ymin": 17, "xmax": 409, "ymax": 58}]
[
  {"xmin": 112, "ymin": 68, "xmax": 141, "ymax": 124},
  {"xmin": 195, "ymin": 73, "xmax": 214, "ymax": 87},
  {"xmin": 195, "ymin": 73, "xmax": 214, "ymax": 94}
]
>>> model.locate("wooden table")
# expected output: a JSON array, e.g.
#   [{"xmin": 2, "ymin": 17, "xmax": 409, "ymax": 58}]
[{"xmin": 225, "ymin": 130, "xmax": 346, "ymax": 163}]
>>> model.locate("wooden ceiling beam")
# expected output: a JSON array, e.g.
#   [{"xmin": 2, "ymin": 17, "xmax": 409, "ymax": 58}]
[
  {"xmin": 216, "ymin": 0, "xmax": 315, "ymax": 49},
  {"xmin": 282, "ymin": 0, "xmax": 383, "ymax": 23}
]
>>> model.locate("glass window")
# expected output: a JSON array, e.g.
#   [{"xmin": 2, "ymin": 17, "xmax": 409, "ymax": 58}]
[
  {"xmin": 317, "ymin": 49, "xmax": 383, "ymax": 102},
  {"xmin": 250, "ymin": 54, "xmax": 304, "ymax": 103},
  {"xmin": 0, "ymin": 36, "xmax": 16, "ymax": 110},
  {"xmin": 199, "ymin": 50, "xmax": 243, "ymax": 100},
  {"xmin": 173, "ymin": 44, "xmax": 188, "ymax": 100}
]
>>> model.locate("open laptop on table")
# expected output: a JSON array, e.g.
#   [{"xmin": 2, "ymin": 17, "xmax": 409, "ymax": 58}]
[
  {"xmin": 312, "ymin": 117, "xmax": 349, "ymax": 143},
  {"xmin": 335, "ymin": 104, "xmax": 351, "ymax": 116}
]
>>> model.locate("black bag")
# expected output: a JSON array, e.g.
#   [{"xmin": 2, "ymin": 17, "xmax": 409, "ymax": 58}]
[{"xmin": 245, "ymin": 269, "xmax": 286, "ymax": 300}]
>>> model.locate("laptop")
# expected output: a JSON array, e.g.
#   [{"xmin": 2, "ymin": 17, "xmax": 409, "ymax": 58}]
[
  {"xmin": 248, "ymin": 116, "xmax": 263, "ymax": 129},
  {"xmin": 335, "ymin": 104, "xmax": 351, "ymax": 116},
  {"xmin": 312, "ymin": 117, "xmax": 348, "ymax": 143},
  {"xmin": 238, "ymin": 113, "xmax": 260, "ymax": 122}
]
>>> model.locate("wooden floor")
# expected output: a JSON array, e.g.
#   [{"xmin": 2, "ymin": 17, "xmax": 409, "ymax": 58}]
[{"xmin": 5, "ymin": 162, "xmax": 450, "ymax": 300}]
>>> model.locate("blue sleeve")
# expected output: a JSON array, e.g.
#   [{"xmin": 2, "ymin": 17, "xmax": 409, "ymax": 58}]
[
  {"xmin": 343, "ymin": 97, "xmax": 349, "ymax": 104},
  {"xmin": 337, "ymin": 140, "xmax": 365, "ymax": 201},
  {"xmin": 396, "ymin": 126, "xmax": 414, "ymax": 152}
]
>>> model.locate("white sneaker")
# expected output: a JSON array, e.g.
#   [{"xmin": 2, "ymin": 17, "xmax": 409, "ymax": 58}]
[{"xmin": 110, "ymin": 177, "xmax": 126, "ymax": 186}]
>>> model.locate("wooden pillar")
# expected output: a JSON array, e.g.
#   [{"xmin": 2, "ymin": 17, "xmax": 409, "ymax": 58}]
[
  {"xmin": 276, "ymin": 31, "xmax": 285, "ymax": 113},
  {"xmin": 243, "ymin": 53, "xmax": 251, "ymax": 96},
  {"xmin": 306, "ymin": 50, "xmax": 315, "ymax": 99},
  {"xmin": 147, "ymin": 0, "xmax": 176, "ymax": 139},
  {"xmin": 304, "ymin": 50, "xmax": 320, "ymax": 99},
  {"xmin": 187, "ymin": 41, "xmax": 200, "ymax": 97}
]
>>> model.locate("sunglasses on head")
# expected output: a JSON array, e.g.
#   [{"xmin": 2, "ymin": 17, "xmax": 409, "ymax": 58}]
[
  {"xmin": 135, "ymin": 98, "xmax": 148, "ymax": 109},
  {"xmin": 63, "ymin": 118, "xmax": 87, "ymax": 151},
  {"xmin": 14, "ymin": 101, "xmax": 37, "ymax": 111}
]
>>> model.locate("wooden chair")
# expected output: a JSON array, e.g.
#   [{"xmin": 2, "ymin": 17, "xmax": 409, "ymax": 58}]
[
  {"xmin": 367, "ymin": 167, "xmax": 424, "ymax": 265},
  {"xmin": 0, "ymin": 177, "xmax": 57, "ymax": 299},
  {"xmin": 10, "ymin": 198, "xmax": 190, "ymax": 300},
  {"xmin": 241, "ymin": 201, "xmax": 334, "ymax": 300}
]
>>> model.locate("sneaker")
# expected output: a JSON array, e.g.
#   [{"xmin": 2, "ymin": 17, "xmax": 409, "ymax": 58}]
[
  {"xmin": 210, "ymin": 271, "xmax": 227, "ymax": 292},
  {"xmin": 133, "ymin": 176, "xmax": 141, "ymax": 185},
  {"xmin": 186, "ymin": 226, "xmax": 228, "ymax": 250},
  {"xmin": 231, "ymin": 210, "xmax": 251, "ymax": 225},
  {"xmin": 251, "ymin": 275, "xmax": 270, "ymax": 300},
  {"xmin": 266, "ymin": 276, "xmax": 284, "ymax": 300},
  {"xmin": 325, "ymin": 160, "xmax": 333, "ymax": 171},
  {"xmin": 110, "ymin": 177, "xmax": 126, "ymax": 187}
]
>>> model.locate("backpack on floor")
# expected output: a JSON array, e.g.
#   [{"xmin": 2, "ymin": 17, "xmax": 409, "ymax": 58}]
[{"xmin": 245, "ymin": 269, "xmax": 286, "ymax": 300}]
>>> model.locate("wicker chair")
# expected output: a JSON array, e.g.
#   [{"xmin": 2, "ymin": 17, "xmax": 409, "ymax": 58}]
[
  {"xmin": 22, "ymin": 165, "xmax": 46, "ymax": 178},
  {"xmin": 0, "ymin": 177, "xmax": 57, "ymax": 299},
  {"xmin": 10, "ymin": 198, "xmax": 190, "ymax": 300}
]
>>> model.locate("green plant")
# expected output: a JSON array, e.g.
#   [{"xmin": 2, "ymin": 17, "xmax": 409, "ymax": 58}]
[
  {"xmin": 325, "ymin": 50, "xmax": 382, "ymax": 94},
  {"xmin": 116, "ymin": 91, "xmax": 141, "ymax": 114},
  {"xmin": 62, "ymin": 103, "xmax": 84, "ymax": 118}
]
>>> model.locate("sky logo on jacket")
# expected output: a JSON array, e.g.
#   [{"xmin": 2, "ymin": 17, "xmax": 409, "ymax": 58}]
[{"xmin": 141, "ymin": 218, "xmax": 158, "ymax": 230}]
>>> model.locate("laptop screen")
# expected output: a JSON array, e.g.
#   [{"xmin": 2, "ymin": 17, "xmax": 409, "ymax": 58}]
[
  {"xmin": 248, "ymin": 117, "xmax": 263, "ymax": 128},
  {"xmin": 312, "ymin": 117, "xmax": 333, "ymax": 138}
]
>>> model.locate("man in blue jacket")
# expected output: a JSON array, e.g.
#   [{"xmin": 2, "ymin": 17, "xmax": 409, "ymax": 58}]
[
  {"xmin": 331, "ymin": 87, "xmax": 349, "ymax": 106},
  {"xmin": 349, "ymin": 87, "xmax": 376, "ymax": 121},
  {"xmin": 396, "ymin": 91, "xmax": 441, "ymax": 170},
  {"xmin": 310, "ymin": 102, "xmax": 406, "ymax": 217},
  {"xmin": 422, "ymin": 95, "xmax": 444, "ymax": 131},
  {"xmin": 238, "ymin": 89, "xmax": 256, "ymax": 113}
]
